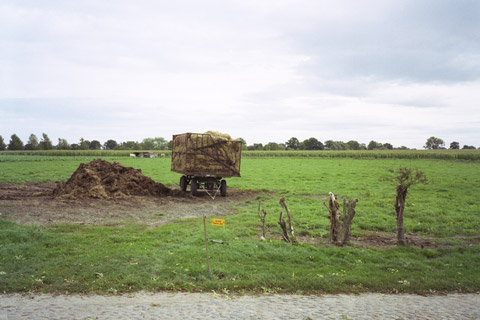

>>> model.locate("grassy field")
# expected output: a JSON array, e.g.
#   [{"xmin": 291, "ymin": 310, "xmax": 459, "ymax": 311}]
[{"xmin": 1, "ymin": 152, "xmax": 479, "ymax": 294}]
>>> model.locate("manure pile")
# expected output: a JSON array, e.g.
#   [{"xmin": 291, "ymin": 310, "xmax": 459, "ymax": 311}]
[{"xmin": 54, "ymin": 159, "xmax": 178, "ymax": 199}]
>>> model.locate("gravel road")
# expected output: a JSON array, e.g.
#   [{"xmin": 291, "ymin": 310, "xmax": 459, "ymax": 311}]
[{"xmin": 1, "ymin": 292, "xmax": 479, "ymax": 319}]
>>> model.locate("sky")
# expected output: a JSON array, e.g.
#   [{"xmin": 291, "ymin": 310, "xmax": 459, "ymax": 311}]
[{"xmin": 1, "ymin": 0, "xmax": 479, "ymax": 149}]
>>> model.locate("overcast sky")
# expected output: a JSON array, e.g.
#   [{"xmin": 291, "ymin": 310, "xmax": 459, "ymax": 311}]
[{"xmin": 1, "ymin": 0, "xmax": 479, "ymax": 148}]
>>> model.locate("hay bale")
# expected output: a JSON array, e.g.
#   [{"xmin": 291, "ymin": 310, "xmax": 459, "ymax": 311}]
[
  {"xmin": 171, "ymin": 132, "xmax": 242, "ymax": 177},
  {"xmin": 204, "ymin": 130, "xmax": 232, "ymax": 141}
]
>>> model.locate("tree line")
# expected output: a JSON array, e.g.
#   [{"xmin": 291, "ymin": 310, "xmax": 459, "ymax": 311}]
[
  {"xmin": 249, "ymin": 136, "xmax": 477, "ymax": 151},
  {"xmin": 251, "ymin": 138, "xmax": 396, "ymax": 151},
  {"xmin": 0, "ymin": 133, "xmax": 170, "ymax": 151},
  {"xmin": 0, "ymin": 133, "xmax": 477, "ymax": 151},
  {"xmin": 424, "ymin": 136, "xmax": 476, "ymax": 150}
]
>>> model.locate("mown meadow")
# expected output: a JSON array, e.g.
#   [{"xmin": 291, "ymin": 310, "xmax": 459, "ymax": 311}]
[{"xmin": 0, "ymin": 151, "xmax": 479, "ymax": 294}]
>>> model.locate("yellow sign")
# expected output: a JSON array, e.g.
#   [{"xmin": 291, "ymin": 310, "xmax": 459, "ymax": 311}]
[{"xmin": 211, "ymin": 218, "xmax": 225, "ymax": 226}]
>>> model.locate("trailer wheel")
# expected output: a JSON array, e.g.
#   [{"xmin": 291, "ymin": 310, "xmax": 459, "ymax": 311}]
[
  {"xmin": 191, "ymin": 179, "xmax": 198, "ymax": 196},
  {"xmin": 220, "ymin": 180, "xmax": 227, "ymax": 197},
  {"xmin": 179, "ymin": 176, "xmax": 187, "ymax": 192}
]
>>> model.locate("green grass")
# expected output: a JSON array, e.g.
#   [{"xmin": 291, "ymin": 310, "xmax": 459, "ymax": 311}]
[
  {"xmin": 0, "ymin": 156, "xmax": 178, "ymax": 184},
  {"xmin": 1, "ymin": 219, "xmax": 479, "ymax": 294},
  {"xmin": 232, "ymin": 158, "xmax": 480, "ymax": 236},
  {"xmin": 1, "ymin": 152, "xmax": 480, "ymax": 294},
  {"xmin": 1, "ymin": 155, "xmax": 479, "ymax": 236}
]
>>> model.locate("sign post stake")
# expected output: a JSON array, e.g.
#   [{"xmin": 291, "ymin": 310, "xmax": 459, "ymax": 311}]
[{"xmin": 203, "ymin": 215, "xmax": 210, "ymax": 273}]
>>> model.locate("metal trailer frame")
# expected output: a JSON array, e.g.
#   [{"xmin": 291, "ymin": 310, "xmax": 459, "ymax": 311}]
[{"xmin": 171, "ymin": 132, "xmax": 242, "ymax": 198}]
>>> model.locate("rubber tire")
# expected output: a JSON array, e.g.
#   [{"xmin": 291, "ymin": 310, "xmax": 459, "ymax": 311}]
[
  {"xmin": 180, "ymin": 176, "xmax": 187, "ymax": 192},
  {"xmin": 191, "ymin": 179, "xmax": 198, "ymax": 196},
  {"xmin": 220, "ymin": 180, "xmax": 227, "ymax": 197}
]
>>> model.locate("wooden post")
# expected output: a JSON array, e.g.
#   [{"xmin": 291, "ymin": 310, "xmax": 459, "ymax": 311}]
[{"xmin": 203, "ymin": 215, "xmax": 210, "ymax": 273}]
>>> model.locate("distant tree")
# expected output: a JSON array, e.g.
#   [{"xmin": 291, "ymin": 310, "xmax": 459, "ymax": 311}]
[
  {"xmin": 367, "ymin": 140, "xmax": 382, "ymax": 150},
  {"xmin": 302, "ymin": 137, "xmax": 324, "ymax": 150},
  {"xmin": 0, "ymin": 135, "xmax": 7, "ymax": 151},
  {"xmin": 141, "ymin": 138, "xmax": 155, "ymax": 150},
  {"xmin": 264, "ymin": 142, "xmax": 285, "ymax": 151},
  {"xmin": 104, "ymin": 139, "xmax": 118, "ymax": 150},
  {"xmin": 424, "ymin": 136, "xmax": 444, "ymax": 149},
  {"xmin": 286, "ymin": 137, "xmax": 300, "ymax": 150},
  {"xmin": 119, "ymin": 141, "xmax": 140, "ymax": 150},
  {"xmin": 324, "ymin": 140, "xmax": 335, "ymax": 149},
  {"xmin": 396, "ymin": 146, "xmax": 409, "ymax": 150},
  {"xmin": 449, "ymin": 141, "xmax": 460, "ymax": 149},
  {"xmin": 140, "ymin": 137, "xmax": 168, "ymax": 150},
  {"xmin": 326, "ymin": 141, "xmax": 348, "ymax": 150},
  {"xmin": 264, "ymin": 142, "xmax": 275, "ymax": 151},
  {"xmin": 153, "ymin": 137, "xmax": 169, "ymax": 150},
  {"xmin": 39, "ymin": 133, "xmax": 53, "ymax": 150},
  {"xmin": 462, "ymin": 145, "xmax": 476, "ymax": 149},
  {"xmin": 347, "ymin": 140, "xmax": 360, "ymax": 150},
  {"xmin": 248, "ymin": 143, "xmax": 264, "ymax": 151},
  {"xmin": 8, "ymin": 134, "xmax": 24, "ymax": 150},
  {"xmin": 237, "ymin": 138, "xmax": 247, "ymax": 151},
  {"xmin": 70, "ymin": 143, "xmax": 80, "ymax": 150},
  {"xmin": 383, "ymin": 143, "xmax": 393, "ymax": 150},
  {"xmin": 25, "ymin": 134, "xmax": 39, "ymax": 150},
  {"xmin": 89, "ymin": 140, "xmax": 101, "ymax": 150},
  {"xmin": 57, "ymin": 138, "xmax": 71, "ymax": 150},
  {"xmin": 78, "ymin": 138, "xmax": 90, "ymax": 150}
]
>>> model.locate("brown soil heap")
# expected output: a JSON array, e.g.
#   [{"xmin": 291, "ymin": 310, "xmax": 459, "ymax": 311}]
[{"xmin": 53, "ymin": 159, "xmax": 175, "ymax": 199}]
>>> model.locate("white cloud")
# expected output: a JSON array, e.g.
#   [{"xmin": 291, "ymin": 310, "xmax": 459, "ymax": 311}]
[{"xmin": 1, "ymin": 0, "xmax": 479, "ymax": 148}]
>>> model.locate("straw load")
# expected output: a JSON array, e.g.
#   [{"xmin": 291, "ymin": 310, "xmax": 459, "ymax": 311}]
[{"xmin": 171, "ymin": 132, "xmax": 242, "ymax": 177}]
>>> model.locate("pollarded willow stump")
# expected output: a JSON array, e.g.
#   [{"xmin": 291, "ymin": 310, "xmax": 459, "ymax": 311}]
[
  {"xmin": 324, "ymin": 192, "xmax": 358, "ymax": 245},
  {"xmin": 279, "ymin": 197, "xmax": 296, "ymax": 244}
]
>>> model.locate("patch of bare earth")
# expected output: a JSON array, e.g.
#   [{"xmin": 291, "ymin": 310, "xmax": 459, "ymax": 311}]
[
  {"xmin": 0, "ymin": 182, "xmax": 256, "ymax": 228},
  {"xmin": 349, "ymin": 232, "xmax": 480, "ymax": 249},
  {"xmin": 264, "ymin": 230, "xmax": 480, "ymax": 250},
  {"xmin": 0, "ymin": 159, "xmax": 257, "ymax": 228}
]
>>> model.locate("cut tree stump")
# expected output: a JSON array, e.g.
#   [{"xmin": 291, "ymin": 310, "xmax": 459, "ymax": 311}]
[
  {"xmin": 257, "ymin": 201, "xmax": 267, "ymax": 240},
  {"xmin": 279, "ymin": 197, "xmax": 296, "ymax": 244},
  {"xmin": 323, "ymin": 192, "xmax": 358, "ymax": 245}
]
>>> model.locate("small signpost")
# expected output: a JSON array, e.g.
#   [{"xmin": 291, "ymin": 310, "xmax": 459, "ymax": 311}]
[
  {"xmin": 211, "ymin": 218, "xmax": 225, "ymax": 226},
  {"xmin": 203, "ymin": 216, "xmax": 210, "ymax": 273},
  {"xmin": 203, "ymin": 216, "xmax": 226, "ymax": 273}
]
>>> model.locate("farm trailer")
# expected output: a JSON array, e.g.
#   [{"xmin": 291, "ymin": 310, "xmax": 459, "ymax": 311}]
[{"xmin": 171, "ymin": 132, "xmax": 242, "ymax": 197}]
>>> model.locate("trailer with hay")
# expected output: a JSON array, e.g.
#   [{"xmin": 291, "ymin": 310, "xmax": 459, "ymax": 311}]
[{"xmin": 171, "ymin": 132, "xmax": 242, "ymax": 197}]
